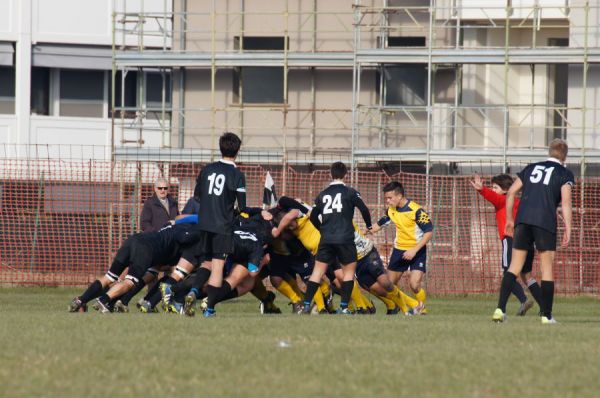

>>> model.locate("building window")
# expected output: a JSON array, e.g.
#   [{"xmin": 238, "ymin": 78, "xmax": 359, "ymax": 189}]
[
  {"xmin": 234, "ymin": 36, "xmax": 288, "ymax": 51},
  {"xmin": 387, "ymin": 36, "xmax": 426, "ymax": 47},
  {"xmin": 0, "ymin": 66, "xmax": 15, "ymax": 114},
  {"xmin": 59, "ymin": 70, "xmax": 104, "ymax": 117},
  {"xmin": 31, "ymin": 67, "xmax": 50, "ymax": 115},
  {"xmin": 109, "ymin": 71, "xmax": 172, "ymax": 118},
  {"xmin": 239, "ymin": 67, "xmax": 284, "ymax": 104},
  {"xmin": 110, "ymin": 70, "xmax": 137, "ymax": 118},
  {"xmin": 146, "ymin": 72, "xmax": 172, "ymax": 110},
  {"xmin": 233, "ymin": 36, "xmax": 285, "ymax": 104},
  {"xmin": 379, "ymin": 65, "xmax": 427, "ymax": 106},
  {"xmin": 548, "ymin": 38, "xmax": 569, "ymax": 142}
]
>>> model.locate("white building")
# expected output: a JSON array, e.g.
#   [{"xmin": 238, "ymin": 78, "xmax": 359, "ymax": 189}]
[{"xmin": 0, "ymin": 0, "xmax": 171, "ymax": 160}]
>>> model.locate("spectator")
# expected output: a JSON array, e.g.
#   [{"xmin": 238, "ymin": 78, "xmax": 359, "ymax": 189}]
[
  {"xmin": 140, "ymin": 177, "xmax": 179, "ymax": 232},
  {"xmin": 181, "ymin": 196, "xmax": 200, "ymax": 215}
]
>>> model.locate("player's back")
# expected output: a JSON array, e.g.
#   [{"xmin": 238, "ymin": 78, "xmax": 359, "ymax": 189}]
[
  {"xmin": 194, "ymin": 160, "xmax": 246, "ymax": 234},
  {"xmin": 315, "ymin": 183, "xmax": 359, "ymax": 244},
  {"xmin": 516, "ymin": 159, "xmax": 574, "ymax": 232},
  {"xmin": 238, "ymin": 214, "xmax": 274, "ymax": 246},
  {"xmin": 136, "ymin": 223, "xmax": 192, "ymax": 265}
]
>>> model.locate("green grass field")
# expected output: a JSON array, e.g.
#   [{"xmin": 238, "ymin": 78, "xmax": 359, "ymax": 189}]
[{"xmin": 1, "ymin": 288, "xmax": 600, "ymax": 398}]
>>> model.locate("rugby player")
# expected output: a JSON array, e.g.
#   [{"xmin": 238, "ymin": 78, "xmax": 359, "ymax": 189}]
[
  {"xmin": 470, "ymin": 174, "xmax": 541, "ymax": 315},
  {"xmin": 85, "ymin": 223, "xmax": 198, "ymax": 313},
  {"xmin": 368, "ymin": 181, "xmax": 432, "ymax": 314},
  {"xmin": 493, "ymin": 139, "xmax": 573, "ymax": 324},
  {"xmin": 302, "ymin": 161, "xmax": 373, "ymax": 314}
]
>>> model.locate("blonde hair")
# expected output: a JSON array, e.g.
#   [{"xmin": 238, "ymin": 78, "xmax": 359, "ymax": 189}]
[{"xmin": 548, "ymin": 138, "xmax": 568, "ymax": 162}]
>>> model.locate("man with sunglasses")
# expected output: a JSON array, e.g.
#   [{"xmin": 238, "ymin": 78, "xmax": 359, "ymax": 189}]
[{"xmin": 140, "ymin": 177, "xmax": 179, "ymax": 232}]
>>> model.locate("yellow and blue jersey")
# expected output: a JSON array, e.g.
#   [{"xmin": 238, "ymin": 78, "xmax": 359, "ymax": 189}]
[
  {"xmin": 293, "ymin": 214, "xmax": 321, "ymax": 256},
  {"xmin": 378, "ymin": 200, "xmax": 433, "ymax": 251}
]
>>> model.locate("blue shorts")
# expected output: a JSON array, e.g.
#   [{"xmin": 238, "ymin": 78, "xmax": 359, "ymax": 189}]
[
  {"xmin": 388, "ymin": 247, "xmax": 427, "ymax": 273},
  {"xmin": 356, "ymin": 249, "xmax": 386, "ymax": 289},
  {"xmin": 268, "ymin": 252, "xmax": 314, "ymax": 282}
]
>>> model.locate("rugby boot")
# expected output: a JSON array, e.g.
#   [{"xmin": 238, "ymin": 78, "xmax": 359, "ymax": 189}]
[
  {"xmin": 516, "ymin": 300, "xmax": 534, "ymax": 316},
  {"xmin": 184, "ymin": 291, "xmax": 197, "ymax": 317},
  {"xmin": 68, "ymin": 297, "xmax": 87, "ymax": 313},
  {"xmin": 492, "ymin": 308, "xmax": 506, "ymax": 323},
  {"xmin": 113, "ymin": 300, "xmax": 129, "ymax": 313},
  {"xmin": 92, "ymin": 298, "xmax": 111, "ymax": 314}
]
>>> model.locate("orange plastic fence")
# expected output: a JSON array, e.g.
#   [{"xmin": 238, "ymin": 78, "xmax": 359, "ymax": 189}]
[{"xmin": 1, "ymin": 158, "xmax": 599, "ymax": 294}]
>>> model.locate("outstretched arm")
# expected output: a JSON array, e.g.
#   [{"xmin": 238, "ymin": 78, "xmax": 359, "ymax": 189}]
[{"xmin": 504, "ymin": 177, "xmax": 523, "ymax": 237}]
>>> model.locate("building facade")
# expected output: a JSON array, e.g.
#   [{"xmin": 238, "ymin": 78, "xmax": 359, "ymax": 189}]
[{"xmin": 1, "ymin": 1, "xmax": 599, "ymax": 170}]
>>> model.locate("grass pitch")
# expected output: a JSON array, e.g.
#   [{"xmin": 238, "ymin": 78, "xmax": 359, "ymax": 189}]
[{"xmin": 1, "ymin": 288, "xmax": 600, "ymax": 398}]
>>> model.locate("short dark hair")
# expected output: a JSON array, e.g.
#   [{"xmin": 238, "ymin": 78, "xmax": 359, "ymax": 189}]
[
  {"xmin": 219, "ymin": 132, "xmax": 242, "ymax": 158},
  {"xmin": 383, "ymin": 181, "xmax": 404, "ymax": 195},
  {"xmin": 330, "ymin": 161, "xmax": 347, "ymax": 180},
  {"xmin": 491, "ymin": 174, "xmax": 514, "ymax": 191}
]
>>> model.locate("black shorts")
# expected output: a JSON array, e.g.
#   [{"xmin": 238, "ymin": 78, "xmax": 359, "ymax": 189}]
[
  {"xmin": 107, "ymin": 236, "xmax": 134, "ymax": 281},
  {"xmin": 356, "ymin": 249, "xmax": 386, "ymax": 289},
  {"xmin": 388, "ymin": 247, "xmax": 427, "ymax": 273},
  {"xmin": 125, "ymin": 238, "xmax": 155, "ymax": 284},
  {"xmin": 315, "ymin": 242, "xmax": 357, "ymax": 265},
  {"xmin": 502, "ymin": 236, "xmax": 534, "ymax": 273},
  {"xmin": 268, "ymin": 252, "xmax": 314, "ymax": 281},
  {"xmin": 229, "ymin": 238, "xmax": 263, "ymax": 272},
  {"xmin": 181, "ymin": 230, "xmax": 233, "ymax": 265},
  {"xmin": 513, "ymin": 224, "xmax": 556, "ymax": 251}
]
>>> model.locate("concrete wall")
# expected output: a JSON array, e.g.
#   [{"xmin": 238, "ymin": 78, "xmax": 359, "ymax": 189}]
[{"xmin": 568, "ymin": 1, "xmax": 600, "ymax": 150}]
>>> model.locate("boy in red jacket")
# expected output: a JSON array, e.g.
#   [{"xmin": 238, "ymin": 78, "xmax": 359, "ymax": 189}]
[{"xmin": 471, "ymin": 174, "xmax": 542, "ymax": 315}]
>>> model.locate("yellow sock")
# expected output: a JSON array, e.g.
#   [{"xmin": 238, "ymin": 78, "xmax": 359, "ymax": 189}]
[
  {"xmin": 415, "ymin": 288, "xmax": 426, "ymax": 304},
  {"xmin": 320, "ymin": 281, "xmax": 331, "ymax": 298},
  {"xmin": 400, "ymin": 289, "xmax": 419, "ymax": 308},
  {"xmin": 351, "ymin": 281, "xmax": 369, "ymax": 309},
  {"xmin": 285, "ymin": 276, "xmax": 304, "ymax": 299},
  {"xmin": 313, "ymin": 287, "xmax": 326, "ymax": 311},
  {"xmin": 276, "ymin": 279, "xmax": 303, "ymax": 303},
  {"xmin": 372, "ymin": 290, "xmax": 396, "ymax": 310},
  {"xmin": 385, "ymin": 286, "xmax": 409, "ymax": 313}
]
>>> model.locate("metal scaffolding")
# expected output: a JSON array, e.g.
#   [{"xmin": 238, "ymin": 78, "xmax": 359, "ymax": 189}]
[{"xmin": 111, "ymin": 0, "xmax": 600, "ymax": 170}]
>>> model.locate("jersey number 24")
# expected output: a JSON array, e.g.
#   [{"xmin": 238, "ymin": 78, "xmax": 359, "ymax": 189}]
[{"xmin": 323, "ymin": 193, "xmax": 342, "ymax": 214}]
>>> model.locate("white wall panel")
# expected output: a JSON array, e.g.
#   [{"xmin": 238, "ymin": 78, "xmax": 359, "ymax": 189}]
[
  {"xmin": 0, "ymin": 116, "xmax": 17, "ymax": 144},
  {"xmin": 0, "ymin": 0, "xmax": 17, "ymax": 40},
  {"xmin": 32, "ymin": 0, "xmax": 172, "ymax": 47}
]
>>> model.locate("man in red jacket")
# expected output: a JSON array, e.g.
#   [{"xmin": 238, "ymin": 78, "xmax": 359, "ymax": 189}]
[{"xmin": 471, "ymin": 174, "xmax": 542, "ymax": 315}]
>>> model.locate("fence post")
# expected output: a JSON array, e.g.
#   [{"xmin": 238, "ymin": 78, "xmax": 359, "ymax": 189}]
[{"xmin": 30, "ymin": 171, "xmax": 44, "ymax": 273}]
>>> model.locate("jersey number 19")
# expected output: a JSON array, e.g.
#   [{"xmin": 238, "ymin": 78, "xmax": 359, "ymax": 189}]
[{"xmin": 207, "ymin": 173, "xmax": 225, "ymax": 196}]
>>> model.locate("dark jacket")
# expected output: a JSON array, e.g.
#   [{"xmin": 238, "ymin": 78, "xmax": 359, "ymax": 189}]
[{"xmin": 140, "ymin": 194, "xmax": 179, "ymax": 232}]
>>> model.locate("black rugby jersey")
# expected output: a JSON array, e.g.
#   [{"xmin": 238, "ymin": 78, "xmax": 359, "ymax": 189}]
[
  {"xmin": 515, "ymin": 158, "xmax": 574, "ymax": 233},
  {"xmin": 135, "ymin": 223, "xmax": 195, "ymax": 266},
  {"xmin": 230, "ymin": 216, "xmax": 273, "ymax": 266},
  {"xmin": 193, "ymin": 159, "xmax": 246, "ymax": 234},
  {"xmin": 238, "ymin": 214, "xmax": 275, "ymax": 246},
  {"xmin": 310, "ymin": 182, "xmax": 372, "ymax": 244}
]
